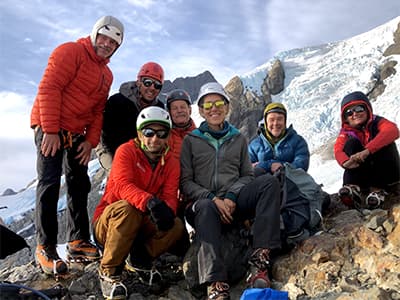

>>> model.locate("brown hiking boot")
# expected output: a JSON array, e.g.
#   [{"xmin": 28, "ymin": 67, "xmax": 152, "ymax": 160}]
[
  {"xmin": 36, "ymin": 244, "xmax": 68, "ymax": 275},
  {"xmin": 66, "ymin": 239, "xmax": 100, "ymax": 261},
  {"xmin": 246, "ymin": 248, "xmax": 271, "ymax": 288},
  {"xmin": 207, "ymin": 281, "xmax": 230, "ymax": 300}
]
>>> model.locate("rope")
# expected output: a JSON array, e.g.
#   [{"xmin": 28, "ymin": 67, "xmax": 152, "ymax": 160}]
[{"xmin": 0, "ymin": 282, "xmax": 52, "ymax": 300}]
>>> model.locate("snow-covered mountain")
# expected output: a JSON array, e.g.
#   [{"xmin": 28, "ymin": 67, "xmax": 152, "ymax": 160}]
[
  {"xmin": 1, "ymin": 16, "xmax": 399, "ymax": 225},
  {"xmin": 240, "ymin": 16, "xmax": 400, "ymax": 192}
]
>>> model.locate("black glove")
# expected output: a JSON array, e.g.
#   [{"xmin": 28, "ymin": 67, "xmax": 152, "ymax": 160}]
[{"xmin": 147, "ymin": 197, "xmax": 175, "ymax": 231}]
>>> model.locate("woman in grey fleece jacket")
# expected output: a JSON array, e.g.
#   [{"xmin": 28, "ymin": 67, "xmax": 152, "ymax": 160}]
[{"xmin": 180, "ymin": 82, "xmax": 281, "ymax": 300}]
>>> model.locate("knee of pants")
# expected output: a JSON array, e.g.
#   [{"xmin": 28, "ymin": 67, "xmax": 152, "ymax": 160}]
[
  {"xmin": 145, "ymin": 218, "xmax": 185, "ymax": 258},
  {"xmin": 343, "ymin": 138, "xmax": 364, "ymax": 156},
  {"xmin": 191, "ymin": 199, "xmax": 221, "ymax": 229},
  {"xmin": 173, "ymin": 218, "xmax": 185, "ymax": 239},
  {"xmin": 194, "ymin": 198, "xmax": 214, "ymax": 211},
  {"xmin": 70, "ymin": 183, "xmax": 91, "ymax": 198},
  {"xmin": 107, "ymin": 200, "xmax": 141, "ymax": 223},
  {"xmin": 95, "ymin": 200, "xmax": 143, "ymax": 245},
  {"xmin": 257, "ymin": 173, "xmax": 280, "ymax": 191},
  {"xmin": 194, "ymin": 199, "xmax": 220, "ymax": 217},
  {"xmin": 67, "ymin": 174, "xmax": 91, "ymax": 194}
]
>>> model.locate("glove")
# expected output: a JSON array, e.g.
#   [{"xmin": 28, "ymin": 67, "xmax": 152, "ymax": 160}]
[{"xmin": 146, "ymin": 197, "xmax": 175, "ymax": 231}]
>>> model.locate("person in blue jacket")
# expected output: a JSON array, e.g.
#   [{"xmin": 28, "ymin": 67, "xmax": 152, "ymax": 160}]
[{"xmin": 248, "ymin": 102, "xmax": 310, "ymax": 176}]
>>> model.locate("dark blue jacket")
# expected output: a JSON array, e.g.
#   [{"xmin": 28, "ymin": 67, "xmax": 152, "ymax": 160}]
[{"xmin": 248, "ymin": 125, "xmax": 310, "ymax": 172}]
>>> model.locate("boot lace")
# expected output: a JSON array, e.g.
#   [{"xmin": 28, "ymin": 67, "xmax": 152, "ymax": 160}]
[{"xmin": 249, "ymin": 248, "xmax": 270, "ymax": 271}]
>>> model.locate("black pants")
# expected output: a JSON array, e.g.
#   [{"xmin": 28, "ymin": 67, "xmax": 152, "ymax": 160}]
[
  {"xmin": 34, "ymin": 127, "xmax": 91, "ymax": 246},
  {"xmin": 187, "ymin": 174, "xmax": 281, "ymax": 284},
  {"xmin": 343, "ymin": 138, "xmax": 400, "ymax": 190}
]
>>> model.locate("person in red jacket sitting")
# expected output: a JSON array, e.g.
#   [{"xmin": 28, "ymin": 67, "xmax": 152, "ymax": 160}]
[
  {"xmin": 334, "ymin": 91, "xmax": 400, "ymax": 209},
  {"xmin": 93, "ymin": 106, "xmax": 184, "ymax": 300},
  {"xmin": 30, "ymin": 15, "xmax": 124, "ymax": 276}
]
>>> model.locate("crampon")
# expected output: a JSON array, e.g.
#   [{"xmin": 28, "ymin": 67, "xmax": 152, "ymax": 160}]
[{"xmin": 66, "ymin": 254, "xmax": 99, "ymax": 273}]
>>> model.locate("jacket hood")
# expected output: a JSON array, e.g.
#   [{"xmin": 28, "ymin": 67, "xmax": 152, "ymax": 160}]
[
  {"xmin": 119, "ymin": 81, "xmax": 162, "ymax": 109},
  {"xmin": 340, "ymin": 91, "xmax": 373, "ymax": 125},
  {"xmin": 78, "ymin": 36, "xmax": 110, "ymax": 65},
  {"xmin": 119, "ymin": 81, "xmax": 139, "ymax": 101}
]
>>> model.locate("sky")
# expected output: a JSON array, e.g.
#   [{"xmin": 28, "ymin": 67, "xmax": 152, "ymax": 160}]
[{"xmin": 0, "ymin": 0, "xmax": 400, "ymax": 193}]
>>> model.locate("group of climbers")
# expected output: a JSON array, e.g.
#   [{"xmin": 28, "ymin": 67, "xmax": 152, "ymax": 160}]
[{"xmin": 28, "ymin": 14, "xmax": 399, "ymax": 300}]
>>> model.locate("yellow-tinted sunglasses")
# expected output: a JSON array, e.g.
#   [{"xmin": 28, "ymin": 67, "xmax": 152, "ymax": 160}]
[{"xmin": 202, "ymin": 100, "xmax": 226, "ymax": 110}]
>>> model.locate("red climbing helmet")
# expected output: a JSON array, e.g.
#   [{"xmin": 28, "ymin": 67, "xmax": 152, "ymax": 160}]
[{"xmin": 137, "ymin": 62, "xmax": 164, "ymax": 83}]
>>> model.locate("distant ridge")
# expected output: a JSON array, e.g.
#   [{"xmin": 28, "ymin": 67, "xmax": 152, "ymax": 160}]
[
  {"xmin": 160, "ymin": 70, "xmax": 217, "ymax": 103},
  {"xmin": 1, "ymin": 188, "xmax": 17, "ymax": 197}
]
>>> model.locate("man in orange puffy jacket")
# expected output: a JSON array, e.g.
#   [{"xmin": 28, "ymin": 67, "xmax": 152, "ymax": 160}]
[{"xmin": 30, "ymin": 15, "xmax": 124, "ymax": 276}]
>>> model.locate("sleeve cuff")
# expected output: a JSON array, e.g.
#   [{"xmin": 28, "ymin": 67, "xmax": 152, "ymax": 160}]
[
  {"xmin": 225, "ymin": 192, "xmax": 237, "ymax": 202},
  {"xmin": 207, "ymin": 193, "xmax": 216, "ymax": 200}
]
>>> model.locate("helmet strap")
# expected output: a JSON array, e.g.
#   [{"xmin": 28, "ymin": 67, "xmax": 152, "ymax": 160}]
[{"xmin": 140, "ymin": 140, "xmax": 169, "ymax": 165}]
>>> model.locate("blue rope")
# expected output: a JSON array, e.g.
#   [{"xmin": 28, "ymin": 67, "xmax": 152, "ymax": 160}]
[{"xmin": 0, "ymin": 282, "xmax": 52, "ymax": 300}]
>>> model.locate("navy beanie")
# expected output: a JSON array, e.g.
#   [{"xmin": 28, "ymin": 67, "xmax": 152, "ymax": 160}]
[{"xmin": 341, "ymin": 91, "xmax": 370, "ymax": 109}]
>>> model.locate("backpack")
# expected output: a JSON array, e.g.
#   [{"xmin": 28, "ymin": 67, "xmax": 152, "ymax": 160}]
[
  {"xmin": 240, "ymin": 288, "xmax": 289, "ymax": 300},
  {"xmin": 276, "ymin": 163, "xmax": 330, "ymax": 242},
  {"xmin": 0, "ymin": 224, "xmax": 29, "ymax": 259}
]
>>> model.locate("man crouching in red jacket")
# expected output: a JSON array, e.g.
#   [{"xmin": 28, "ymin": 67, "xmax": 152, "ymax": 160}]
[{"xmin": 93, "ymin": 106, "xmax": 184, "ymax": 299}]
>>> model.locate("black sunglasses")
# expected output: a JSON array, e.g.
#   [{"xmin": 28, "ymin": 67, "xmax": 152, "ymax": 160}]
[
  {"xmin": 344, "ymin": 105, "xmax": 366, "ymax": 118},
  {"xmin": 142, "ymin": 78, "xmax": 163, "ymax": 90},
  {"xmin": 141, "ymin": 128, "xmax": 169, "ymax": 139}
]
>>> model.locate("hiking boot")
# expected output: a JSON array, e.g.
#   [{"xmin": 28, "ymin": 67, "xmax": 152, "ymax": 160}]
[
  {"xmin": 67, "ymin": 239, "xmax": 100, "ymax": 261},
  {"xmin": 365, "ymin": 190, "xmax": 386, "ymax": 209},
  {"xmin": 99, "ymin": 269, "xmax": 127, "ymax": 300},
  {"xmin": 338, "ymin": 184, "xmax": 361, "ymax": 208},
  {"xmin": 246, "ymin": 248, "xmax": 271, "ymax": 288},
  {"xmin": 125, "ymin": 255, "xmax": 162, "ymax": 286},
  {"xmin": 35, "ymin": 245, "xmax": 68, "ymax": 275},
  {"xmin": 286, "ymin": 228, "xmax": 310, "ymax": 245},
  {"xmin": 207, "ymin": 281, "xmax": 230, "ymax": 300}
]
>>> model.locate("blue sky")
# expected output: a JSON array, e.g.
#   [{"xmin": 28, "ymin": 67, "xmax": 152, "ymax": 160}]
[{"xmin": 0, "ymin": 0, "xmax": 399, "ymax": 192}]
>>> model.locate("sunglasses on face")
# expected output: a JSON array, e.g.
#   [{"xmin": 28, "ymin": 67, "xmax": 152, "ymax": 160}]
[
  {"xmin": 141, "ymin": 128, "xmax": 169, "ymax": 139},
  {"xmin": 202, "ymin": 100, "xmax": 226, "ymax": 110},
  {"xmin": 141, "ymin": 78, "xmax": 163, "ymax": 90},
  {"xmin": 344, "ymin": 105, "xmax": 366, "ymax": 118}
]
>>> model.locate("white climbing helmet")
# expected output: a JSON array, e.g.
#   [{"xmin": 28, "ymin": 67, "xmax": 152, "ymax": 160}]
[
  {"xmin": 136, "ymin": 107, "xmax": 172, "ymax": 131},
  {"xmin": 196, "ymin": 82, "xmax": 230, "ymax": 106},
  {"xmin": 91, "ymin": 15, "xmax": 124, "ymax": 46}
]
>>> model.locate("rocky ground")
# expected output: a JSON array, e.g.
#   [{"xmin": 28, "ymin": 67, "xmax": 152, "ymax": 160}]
[{"xmin": 1, "ymin": 189, "xmax": 400, "ymax": 300}]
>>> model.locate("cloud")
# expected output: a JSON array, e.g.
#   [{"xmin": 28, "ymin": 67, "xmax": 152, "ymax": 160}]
[
  {"xmin": 0, "ymin": 92, "xmax": 32, "ymax": 139},
  {"xmin": 0, "ymin": 138, "xmax": 36, "ymax": 193}
]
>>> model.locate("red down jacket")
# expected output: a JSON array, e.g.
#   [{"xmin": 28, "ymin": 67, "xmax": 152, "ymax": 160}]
[
  {"xmin": 93, "ymin": 139, "xmax": 180, "ymax": 222},
  {"xmin": 30, "ymin": 36, "xmax": 113, "ymax": 147}
]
